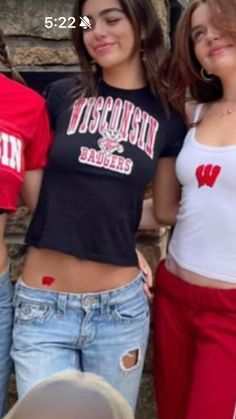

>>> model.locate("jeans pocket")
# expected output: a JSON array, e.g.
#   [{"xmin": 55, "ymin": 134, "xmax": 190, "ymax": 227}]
[
  {"xmin": 114, "ymin": 287, "xmax": 150, "ymax": 322},
  {"xmin": 14, "ymin": 297, "xmax": 54, "ymax": 325}
]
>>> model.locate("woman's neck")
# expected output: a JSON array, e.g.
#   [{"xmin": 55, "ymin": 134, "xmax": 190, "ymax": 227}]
[
  {"xmin": 102, "ymin": 60, "xmax": 146, "ymax": 90},
  {"xmin": 220, "ymin": 72, "xmax": 236, "ymax": 102}
]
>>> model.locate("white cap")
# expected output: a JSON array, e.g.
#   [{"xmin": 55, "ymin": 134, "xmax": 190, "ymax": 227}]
[{"xmin": 4, "ymin": 370, "xmax": 134, "ymax": 419}]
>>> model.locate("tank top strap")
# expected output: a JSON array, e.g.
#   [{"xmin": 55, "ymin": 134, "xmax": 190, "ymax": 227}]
[{"xmin": 193, "ymin": 103, "xmax": 205, "ymax": 124}]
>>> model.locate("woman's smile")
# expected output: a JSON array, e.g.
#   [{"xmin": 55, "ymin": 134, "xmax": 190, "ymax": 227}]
[{"xmin": 94, "ymin": 42, "xmax": 117, "ymax": 54}]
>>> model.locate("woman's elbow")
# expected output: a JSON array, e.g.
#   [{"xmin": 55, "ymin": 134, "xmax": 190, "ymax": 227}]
[{"xmin": 154, "ymin": 205, "xmax": 178, "ymax": 226}]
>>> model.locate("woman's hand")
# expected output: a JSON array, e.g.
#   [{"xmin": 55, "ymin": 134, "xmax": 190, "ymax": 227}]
[{"xmin": 136, "ymin": 248, "xmax": 153, "ymax": 300}]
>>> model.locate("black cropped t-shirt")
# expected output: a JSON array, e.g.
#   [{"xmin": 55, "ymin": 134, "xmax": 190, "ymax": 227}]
[{"xmin": 26, "ymin": 77, "xmax": 186, "ymax": 266}]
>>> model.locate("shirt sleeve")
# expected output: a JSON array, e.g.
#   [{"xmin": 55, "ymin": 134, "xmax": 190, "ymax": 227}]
[
  {"xmin": 46, "ymin": 77, "xmax": 78, "ymax": 130},
  {"xmin": 45, "ymin": 82, "xmax": 63, "ymax": 131},
  {"xmin": 160, "ymin": 111, "xmax": 187, "ymax": 158},
  {"xmin": 24, "ymin": 100, "xmax": 52, "ymax": 170}
]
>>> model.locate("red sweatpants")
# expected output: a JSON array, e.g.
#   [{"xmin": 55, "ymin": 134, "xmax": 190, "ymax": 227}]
[{"xmin": 154, "ymin": 261, "xmax": 236, "ymax": 419}]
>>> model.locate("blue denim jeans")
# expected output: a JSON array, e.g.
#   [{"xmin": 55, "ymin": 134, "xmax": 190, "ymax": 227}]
[
  {"xmin": 11, "ymin": 272, "xmax": 150, "ymax": 412},
  {"xmin": 0, "ymin": 268, "xmax": 13, "ymax": 418}
]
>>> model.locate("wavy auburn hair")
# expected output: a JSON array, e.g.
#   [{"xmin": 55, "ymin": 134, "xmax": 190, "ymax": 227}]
[
  {"xmin": 71, "ymin": 0, "xmax": 167, "ymax": 104},
  {"xmin": 167, "ymin": 0, "xmax": 236, "ymax": 119}
]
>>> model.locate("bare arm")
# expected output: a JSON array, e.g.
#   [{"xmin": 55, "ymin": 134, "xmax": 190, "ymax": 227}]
[
  {"xmin": 151, "ymin": 101, "xmax": 196, "ymax": 226},
  {"xmin": 139, "ymin": 158, "xmax": 181, "ymax": 229},
  {"xmin": 152, "ymin": 157, "xmax": 181, "ymax": 226},
  {"xmin": 139, "ymin": 197, "xmax": 159, "ymax": 230},
  {"xmin": 21, "ymin": 169, "xmax": 43, "ymax": 213}
]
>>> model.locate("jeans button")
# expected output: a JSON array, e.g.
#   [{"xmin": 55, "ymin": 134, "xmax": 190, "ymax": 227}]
[{"xmin": 82, "ymin": 297, "xmax": 94, "ymax": 308}]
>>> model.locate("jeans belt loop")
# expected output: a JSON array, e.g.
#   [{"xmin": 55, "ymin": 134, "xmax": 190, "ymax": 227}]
[
  {"xmin": 57, "ymin": 293, "xmax": 67, "ymax": 315},
  {"xmin": 100, "ymin": 293, "xmax": 110, "ymax": 316}
]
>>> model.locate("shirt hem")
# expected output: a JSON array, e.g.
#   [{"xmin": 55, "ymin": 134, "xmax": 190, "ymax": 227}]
[
  {"xmin": 0, "ymin": 206, "xmax": 17, "ymax": 212},
  {"xmin": 168, "ymin": 250, "xmax": 236, "ymax": 284}
]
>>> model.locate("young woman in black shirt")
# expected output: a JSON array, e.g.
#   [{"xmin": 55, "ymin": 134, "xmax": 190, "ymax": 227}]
[{"xmin": 11, "ymin": 0, "xmax": 186, "ymax": 412}]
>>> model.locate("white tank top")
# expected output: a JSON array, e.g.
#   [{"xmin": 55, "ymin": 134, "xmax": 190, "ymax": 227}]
[{"xmin": 169, "ymin": 104, "xmax": 236, "ymax": 283}]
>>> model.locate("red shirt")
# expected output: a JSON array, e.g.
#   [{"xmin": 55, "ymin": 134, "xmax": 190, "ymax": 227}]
[{"xmin": 0, "ymin": 73, "xmax": 51, "ymax": 211}]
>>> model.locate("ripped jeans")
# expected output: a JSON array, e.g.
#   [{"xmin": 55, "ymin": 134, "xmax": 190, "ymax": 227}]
[{"xmin": 11, "ymin": 272, "xmax": 150, "ymax": 411}]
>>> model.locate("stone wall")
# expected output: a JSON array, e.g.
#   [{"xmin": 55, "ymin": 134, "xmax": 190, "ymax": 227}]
[
  {"xmin": 0, "ymin": 0, "xmax": 168, "ymax": 70},
  {"xmin": 1, "ymin": 1, "xmax": 171, "ymax": 418}
]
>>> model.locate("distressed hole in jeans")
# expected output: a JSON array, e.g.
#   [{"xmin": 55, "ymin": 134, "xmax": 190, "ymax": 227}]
[{"xmin": 120, "ymin": 349, "xmax": 140, "ymax": 371}]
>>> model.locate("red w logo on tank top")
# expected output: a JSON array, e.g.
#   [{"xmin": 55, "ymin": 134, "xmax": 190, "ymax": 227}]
[{"xmin": 195, "ymin": 164, "xmax": 221, "ymax": 187}]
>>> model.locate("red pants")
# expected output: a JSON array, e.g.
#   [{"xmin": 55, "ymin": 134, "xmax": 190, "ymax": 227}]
[{"xmin": 154, "ymin": 261, "xmax": 236, "ymax": 419}]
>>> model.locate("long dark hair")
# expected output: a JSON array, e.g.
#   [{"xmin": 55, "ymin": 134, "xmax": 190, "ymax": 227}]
[
  {"xmin": 166, "ymin": 0, "xmax": 236, "ymax": 119},
  {"xmin": 71, "ymin": 0, "xmax": 167, "ymax": 104},
  {"xmin": 0, "ymin": 28, "xmax": 25, "ymax": 84}
]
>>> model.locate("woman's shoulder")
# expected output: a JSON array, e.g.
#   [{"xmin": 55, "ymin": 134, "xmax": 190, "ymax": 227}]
[
  {"xmin": 46, "ymin": 75, "xmax": 79, "ymax": 102},
  {"xmin": 47, "ymin": 75, "xmax": 78, "ymax": 93},
  {"xmin": 45, "ymin": 76, "xmax": 80, "ymax": 128}
]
